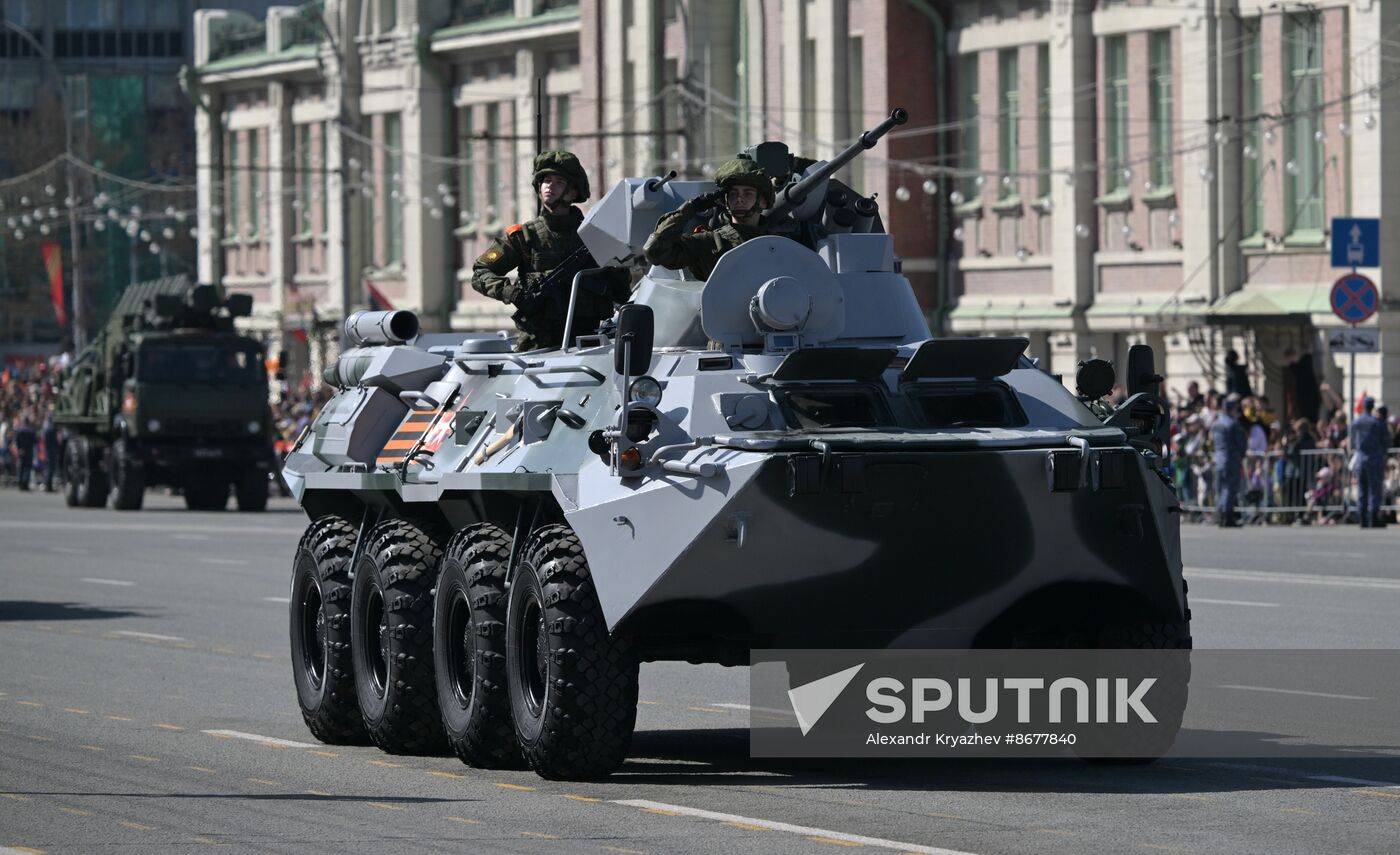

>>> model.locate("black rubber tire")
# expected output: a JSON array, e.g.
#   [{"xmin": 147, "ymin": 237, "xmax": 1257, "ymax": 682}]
[
  {"xmin": 351, "ymin": 519, "xmax": 448, "ymax": 755},
  {"xmin": 433, "ymin": 524, "xmax": 524, "ymax": 769},
  {"xmin": 1078, "ymin": 621, "xmax": 1192, "ymax": 765},
  {"xmin": 69, "ymin": 438, "xmax": 109, "ymax": 508},
  {"xmin": 235, "ymin": 470, "xmax": 268, "ymax": 512},
  {"xmin": 109, "ymin": 439, "xmax": 145, "ymax": 511},
  {"xmin": 290, "ymin": 516, "xmax": 369, "ymax": 744},
  {"xmin": 184, "ymin": 479, "xmax": 228, "ymax": 511},
  {"xmin": 506, "ymin": 524, "xmax": 638, "ymax": 780}
]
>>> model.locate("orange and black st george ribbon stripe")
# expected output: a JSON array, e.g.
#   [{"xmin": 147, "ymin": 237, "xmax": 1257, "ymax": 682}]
[{"xmin": 374, "ymin": 407, "xmax": 446, "ymax": 468}]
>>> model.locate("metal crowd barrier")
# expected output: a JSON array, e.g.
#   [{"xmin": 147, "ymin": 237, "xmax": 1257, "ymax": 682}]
[{"xmin": 1176, "ymin": 448, "xmax": 1400, "ymax": 524}]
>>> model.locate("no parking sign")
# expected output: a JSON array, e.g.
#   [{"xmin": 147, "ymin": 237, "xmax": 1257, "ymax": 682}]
[{"xmin": 1330, "ymin": 273, "xmax": 1379, "ymax": 325}]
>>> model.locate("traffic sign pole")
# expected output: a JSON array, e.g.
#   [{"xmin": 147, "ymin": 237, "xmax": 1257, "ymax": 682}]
[
  {"xmin": 1330, "ymin": 271, "xmax": 1379, "ymax": 420},
  {"xmin": 1349, "ymin": 323, "xmax": 1356, "ymax": 427}
]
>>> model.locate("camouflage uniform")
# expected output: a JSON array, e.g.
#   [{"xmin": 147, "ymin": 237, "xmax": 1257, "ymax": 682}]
[
  {"xmin": 643, "ymin": 158, "xmax": 775, "ymax": 281},
  {"xmin": 472, "ymin": 151, "xmax": 629, "ymax": 351}
]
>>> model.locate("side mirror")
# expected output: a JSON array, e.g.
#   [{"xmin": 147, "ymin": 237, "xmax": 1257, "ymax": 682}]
[
  {"xmin": 614, "ymin": 304, "xmax": 654, "ymax": 377},
  {"xmin": 1075, "ymin": 358, "xmax": 1115, "ymax": 400},
  {"xmin": 1126, "ymin": 344, "xmax": 1163, "ymax": 398},
  {"xmin": 226, "ymin": 294, "xmax": 254, "ymax": 318}
]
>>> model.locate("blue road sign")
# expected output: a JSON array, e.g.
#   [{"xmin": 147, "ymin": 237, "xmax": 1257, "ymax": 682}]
[
  {"xmin": 1330, "ymin": 273, "xmax": 1379, "ymax": 324},
  {"xmin": 1331, "ymin": 217, "xmax": 1380, "ymax": 268}
]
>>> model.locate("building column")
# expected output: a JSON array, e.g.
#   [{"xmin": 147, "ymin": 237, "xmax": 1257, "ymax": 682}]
[
  {"xmin": 1048, "ymin": 3, "xmax": 1095, "ymax": 371},
  {"xmin": 267, "ymin": 82, "xmax": 291, "ymax": 318},
  {"xmin": 195, "ymin": 100, "xmax": 221, "ymax": 287}
]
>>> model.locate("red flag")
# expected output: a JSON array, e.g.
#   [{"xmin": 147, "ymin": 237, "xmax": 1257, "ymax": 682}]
[
  {"xmin": 365, "ymin": 279, "xmax": 394, "ymax": 311},
  {"xmin": 1356, "ymin": 389, "xmax": 1370, "ymax": 415},
  {"xmin": 290, "ymin": 328, "xmax": 309, "ymax": 344},
  {"xmin": 40, "ymin": 242, "xmax": 67, "ymax": 327}
]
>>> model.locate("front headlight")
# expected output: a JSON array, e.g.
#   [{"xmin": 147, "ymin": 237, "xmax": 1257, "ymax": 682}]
[
  {"xmin": 146, "ymin": 419, "xmax": 161, "ymax": 433},
  {"xmin": 247, "ymin": 420, "xmax": 262, "ymax": 435},
  {"xmin": 629, "ymin": 375, "xmax": 663, "ymax": 407}
]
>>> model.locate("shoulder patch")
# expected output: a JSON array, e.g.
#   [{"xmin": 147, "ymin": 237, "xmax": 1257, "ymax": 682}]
[
  {"xmin": 478, "ymin": 247, "xmax": 503, "ymax": 265},
  {"xmin": 507, "ymin": 223, "xmax": 524, "ymax": 236}
]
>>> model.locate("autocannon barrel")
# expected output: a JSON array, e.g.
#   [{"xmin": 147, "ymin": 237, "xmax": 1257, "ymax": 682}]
[
  {"xmin": 344, "ymin": 310, "xmax": 419, "ymax": 346},
  {"xmin": 766, "ymin": 107, "xmax": 908, "ymax": 221}
]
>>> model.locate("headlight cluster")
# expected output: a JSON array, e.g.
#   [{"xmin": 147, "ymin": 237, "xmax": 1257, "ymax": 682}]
[{"xmin": 629, "ymin": 375, "xmax": 662, "ymax": 407}]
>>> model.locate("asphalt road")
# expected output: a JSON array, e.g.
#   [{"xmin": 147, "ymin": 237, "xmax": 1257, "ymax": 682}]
[{"xmin": 2, "ymin": 489, "xmax": 1398, "ymax": 855}]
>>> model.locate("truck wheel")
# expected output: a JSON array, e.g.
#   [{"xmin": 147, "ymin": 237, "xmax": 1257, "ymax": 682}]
[
  {"xmin": 235, "ymin": 470, "xmax": 268, "ymax": 512},
  {"xmin": 506, "ymin": 524, "xmax": 638, "ymax": 780},
  {"xmin": 68, "ymin": 438, "xmax": 109, "ymax": 508},
  {"xmin": 290, "ymin": 516, "xmax": 368, "ymax": 744},
  {"xmin": 62, "ymin": 440, "xmax": 83, "ymax": 508},
  {"xmin": 184, "ymin": 480, "xmax": 228, "ymax": 511},
  {"xmin": 1077, "ymin": 621, "xmax": 1192, "ymax": 765},
  {"xmin": 351, "ymin": 519, "xmax": 448, "ymax": 754},
  {"xmin": 433, "ymin": 524, "xmax": 523, "ymax": 769},
  {"xmin": 109, "ymin": 440, "xmax": 145, "ymax": 511}
]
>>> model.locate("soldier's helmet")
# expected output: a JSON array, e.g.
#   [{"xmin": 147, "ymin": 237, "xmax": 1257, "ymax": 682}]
[
  {"xmin": 714, "ymin": 158, "xmax": 774, "ymax": 207},
  {"xmin": 532, "ymin": 150, "xmax": 590, "ymax": 203}
]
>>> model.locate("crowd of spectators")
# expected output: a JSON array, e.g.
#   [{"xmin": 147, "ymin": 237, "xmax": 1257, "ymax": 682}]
[{"xmin": 1166, "ymin": 349, "xmax": 1400, "ymax": 525}]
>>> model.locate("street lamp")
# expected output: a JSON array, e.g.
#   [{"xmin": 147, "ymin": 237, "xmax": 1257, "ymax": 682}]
[{"xmin": 3, "ymin": 20, "xmax": 86, "ymax": 351}]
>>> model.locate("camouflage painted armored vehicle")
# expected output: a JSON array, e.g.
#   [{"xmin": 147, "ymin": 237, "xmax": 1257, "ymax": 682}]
[
  {"xmin": 283, "ymin": 109, "xmax": 1189, "ymax": 780},
  {"xmin": 53, "ymin": 277, "xmax": 275, "ymax": 511}
]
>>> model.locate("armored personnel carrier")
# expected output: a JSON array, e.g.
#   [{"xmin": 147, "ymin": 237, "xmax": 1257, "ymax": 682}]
[
  {"xmin": 54, "ymin": 276, "xmax": 275, "ymax": 511},
  {"xmin": 283, "ymin": 110, "xmax": 1189, "ymax": 779}
]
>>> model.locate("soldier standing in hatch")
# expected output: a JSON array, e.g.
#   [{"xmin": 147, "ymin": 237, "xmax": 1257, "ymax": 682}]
[
  {"xmin": 643, "ymin": 158, "xmax": 774, "ymax": 280},
  {"xmin": 472, "ymin": 151, "xmax": 630, "ymax": 351}
]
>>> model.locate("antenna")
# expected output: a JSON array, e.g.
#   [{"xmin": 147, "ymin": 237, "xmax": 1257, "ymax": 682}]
[{"xmin": 535, "ymin": 77, "xmax": 544, "ymax": 155}]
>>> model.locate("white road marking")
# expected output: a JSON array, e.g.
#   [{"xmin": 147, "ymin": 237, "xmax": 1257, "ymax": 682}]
[
  {"xmin": 263, "ymin": 596, "xmax": 291, "ymax": 604},
  {"xmin": 1199, "ymin": 762, "xmax": 1400, "ymax": 789},
  {"xmin": 49, "ymin": 546, "xmax": 89, "ymax": 554},
  {"xmin": 1188, "ymin": 567, "xmax": 1400, "ymax": 591},
  {"xmin": 1191, "ymin": 598, "xmax": 1279, "ymax": 608},
  {"xmin": 710, "ymin": 702, "xmax": 794, "ymax": 716},
  {"xmin": 113, "ymin": 631, "xmax": 186, "ymax": 642},
  {"xmin": 198, "ymin": 558, "xmax": 250, "ymax": 566},
  {"xmin": 80, "ymin": 577, "xmax": 134, "ymax": 587},
  {"xmin": 1217, "ymin": 684, "xmax": 1373, "ymax": 701},
  {"xmin": 202, "ymin": 729, "xmax": 316, "ymax": 749},
  {"xmin": 613, "ymin": 799, "xmax": 981, "ymax": 854},
  {"xmin": 171, "ymin": 534, "xmax": 210, "ymax": 541},
  {"xmin": 0, "ymin": 847, "xmax": 52, "ymax": 855}
]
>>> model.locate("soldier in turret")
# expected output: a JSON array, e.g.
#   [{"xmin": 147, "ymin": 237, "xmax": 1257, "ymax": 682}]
[
  {"xmin": 473, "ymin": 151, "xmax": 630, "ymax": 351},
  {"xmin": 643, "ymin": 158, "xmax": 774, "ymax": 280}
]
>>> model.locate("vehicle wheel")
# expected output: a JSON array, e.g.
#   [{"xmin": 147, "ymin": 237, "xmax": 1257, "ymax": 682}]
[
  {"xmin": 351, "ymin": 519, "xmax": 448, "ymax": 754},
  {"xmin": 434, "ymin": 524, "xmax": 523, "ymax": 769},
  {"xmin": 290, "ymin": 515, "xmax": 368, "ymax": 744},
  {"xmin": 109, "ymin": 439, "xmax": 145, "ymax": 511},
  {"xmin": 506, "ymin": 524, "xmax": 638, "ymax": 780},
  {"xmin": 1078, "ymin": 621, "xmax": 1192, "ymax": 765},
  {"xmin": 184, "ymin": 479, "xmax": 228, "ymax": 511},
  {"xmin": 67, "ymin": 437, "xmax": 109, "ymax": 508},
  {"xmin": 235, "ymin": 470, "xmax": 268, "ymax": 512},
  {"xmin": 62, "ymin": 439, "xmax": 83, "ymax": 508}
]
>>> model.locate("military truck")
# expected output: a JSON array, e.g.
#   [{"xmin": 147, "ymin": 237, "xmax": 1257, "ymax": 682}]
[
  {"xmin": 282, "ymin": 109, "xmax": 1189, "ymax": 780},
  {"xmin": 54, "ymin": 276, "xmax": 275, "ymax": 512}
]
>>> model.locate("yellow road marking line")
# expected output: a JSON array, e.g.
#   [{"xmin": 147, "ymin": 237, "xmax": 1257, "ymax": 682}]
[
  {"xmin": 306, "ymin": 790, "xmax": 332, "ymax": 797},
  {"xmin": 2, "ymin": 793, "xmax": 32, "ymax": 801},
  {"xmin": 367, "ymin": 802, "xmax": 403, "ymax": 811},
  {"xmin": 193, "ymin": 836, "xmax": 221, "ymax": 845},
  {"xmin": 563, "ymin": 794, "xmax": 601, "ymax": 802},
  {"xmin": 105, "ymin": 715, "xmax": 132, "ymax": 722},
  {"xmin": 724, "ymin": 821, "xmax": 771, "ymax": 831},
  {"xmin": 429, "ymin": 771, "xmax": 466, "ymax": 779},
  {"xmin": 447, "ymin": 816, "xmax": 479, "ymax": 825},
  {"xmin": 129, "ymin": 755, "xmax": 159, "ymax": 763},
  {"xmin": 78, "ymin": 745, "xmax": 104, "ymax": 752},
  {"xmin": 59, "ymin": 807, "xmax": 92, "ymax": 817},
  {"xmin": 252, "ymin": 653, "xmax": 274, "ymax": 660},
  {"xmin": 63, "ymin": 708, "xmax": 89, "ymax": 714},
  {"xmin": 521, "ymin": 832, "xmax": 559, "ymax": 839},
  {"xmin": 309, "ymin": 750, "xmax": 339, "ymax": 758},
  {"xmin": 496, "ymin": 782, "xmax": 535, "ymax": 791},
  {"xmin": 247, "ymin": 778, "xmax": 279, "ymax": 786},
  {"xmin": 605, "ymin": 848, "xmax": 647, "ymax": 855},
  {"xmin": 25, "ymin": 735, "xmax": 51, "ymax": 742},
  {"xmin": 188, "ymin": 766, "xmax": 215, "ymax": 773},
  {"xmin": 808, "ymin": 836, "xmax": 863, "ymax": 847},
  {"xmin": 638, "ymin": 700, "xmax": 660, "ymax": 705},
  {"xmin": 15, "ymin": 701, "xmax": 41, "ymax": 707},
  {"xmin": 367, "ymin": 759, "xmax": 402, "ymax": 767},
  {"xmin": 5, "ymin": 847, "xmax": 46, "ymax": 854},
  {"xmin": 1356, "ymin": 789, "xmax": 1400, "ymax": 799},
  {"xmin": 686, "ymin": 706, "xmax": 724, "ymax": 714},
  {"xmin": 640, "ymin": 807, "xmax": 682, "ymax": 816},
  {"xmin": 119, "ymin": 821, "xmax": 154, "ymax": 831},
  {"xmin": 154, "ymin": 723, "xmax": 184, "ymax": 731}
]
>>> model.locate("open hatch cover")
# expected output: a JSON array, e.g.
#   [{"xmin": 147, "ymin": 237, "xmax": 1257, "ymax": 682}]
[
  {"xmin": 900, "ymin": 337, "xmax": 1028, "ymax": 382},
  {"xmin": 771, "ymin": 347, "xmax": 897, "ymax": 382}
]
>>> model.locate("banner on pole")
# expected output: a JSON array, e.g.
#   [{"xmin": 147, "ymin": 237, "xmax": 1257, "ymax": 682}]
[{"xmin": 40, "ymin": 242, "xmax": 67, "ymax": 328}]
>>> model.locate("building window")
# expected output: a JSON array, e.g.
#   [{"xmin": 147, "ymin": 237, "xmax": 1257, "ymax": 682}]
[
  {"xmin": 1285, "ymin": 12, "xmax": 1324, "ymax": 234},
  {"xmin": 485, "ymin": 102, "xmax": 501, "ymax": 225},
  {"xmin": 847, "ymin": 35, "xmax": 865, "ymax": 191},
  {"xmin": 960, "ymin": 53, "xmax": 979, "ymax": 200},
  {"xmin": 383, "ymin": 113, "xmax": 403, "ymax": 266},
  {"xmin": 225, "ymin": 132, "xmax": 238, "ymax": 236},
  {"xmin": 1104, "ymin": 35, "xmax": 1128, "ymax": 192},
  {"xmin": 998, "ymin": 49, "xmax": 1018, "ymax": 199},
  {"xmin": 1037, "ymin": 44, "xmax": 1050, "ymax": 199},
  {"xmin": 800, "ymin": 38, "xmax": 817, "ymax": 150},
  {"xmin": 1242, "ymin": 22, "xmax": 1263, "ymax": 238},
  {"xmin": 319, "ymin": 122, "xmax": 330, "ymax": 233},
  {"xmin": 552, "ymin": 94, "xmax": 570, "ymax": 150},
  {"xmin": 296, "ymin": 124, "xmax": 312, "ymax": 234},
  {"xmin": 378, "ymin": 0, "xmax": 397, "ymax": 33},
  {"xmin": 1149, "ymin": 30, "xmax": 1173, "ymax": 190},
  {"xmin": 248, "ymin": 130, "xmax": 261, "ymax": 237}
]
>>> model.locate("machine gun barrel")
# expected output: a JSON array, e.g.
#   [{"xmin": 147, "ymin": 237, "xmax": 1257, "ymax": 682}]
[
  {"xmin": 766, "ymin": 107, "xmax": 908, "ymax": 221},
  {"xmin": 645, "ymin": 170, "xmax": 678, "ymax": 192}
]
